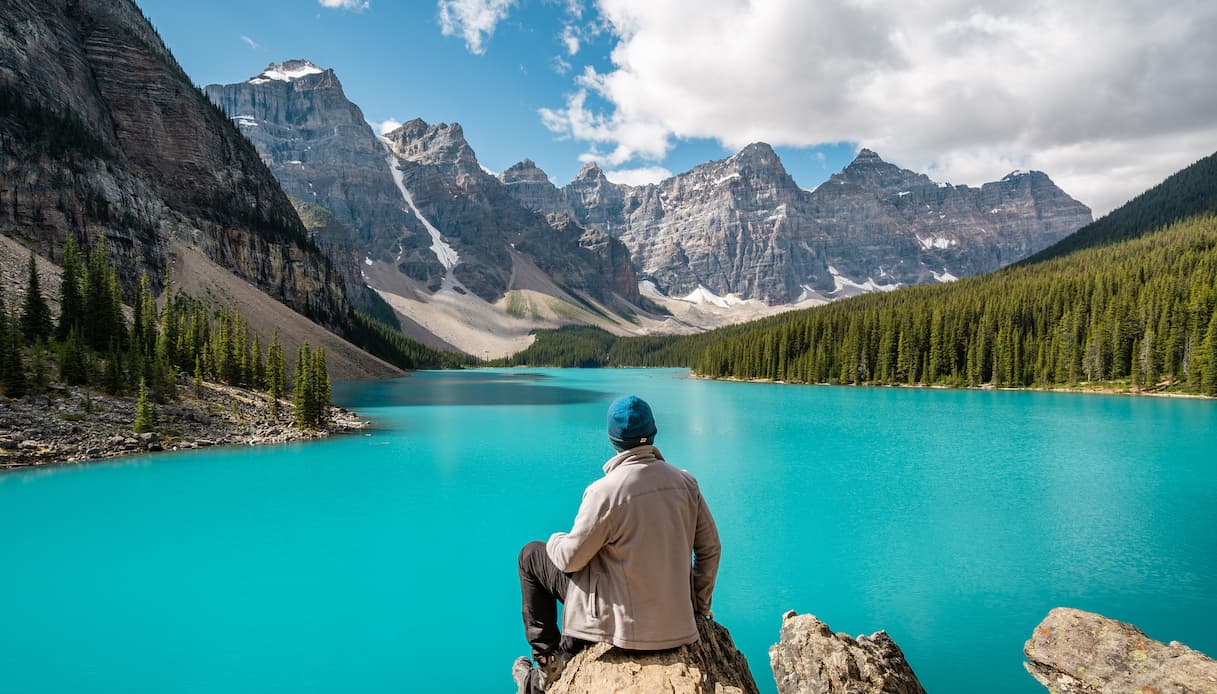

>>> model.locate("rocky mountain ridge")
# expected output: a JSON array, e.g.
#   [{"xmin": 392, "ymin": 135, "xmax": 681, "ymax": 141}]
[
  {"xmin": 0, "ymin": 3, "xmax": 350, "ymax": 329},
  {"xmin": 502, "ymin": 145, "xmax": 1093, "ymax": 304},
  {"xmin": 208, "ymin": 61, "xmax": 649, "ymax": 356}
]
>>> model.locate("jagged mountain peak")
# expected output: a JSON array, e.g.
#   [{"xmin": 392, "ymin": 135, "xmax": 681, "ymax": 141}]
[
  {"xmin": 575, "ymin": 161, "xmax": 608, "ymax": 182},
  {"xmin": 248, "ymin": 59, "xmax": 328, "ymax": 85},
  {"xmin": 1001, "ymin": 169, "xmax": 1047, "ymax": 182},
  {"xmin": 384, "ymin": 118, "xmax": 480, "ymax": 170},
  {"xmin": 731, "ymin": 141, "xmax": 781, "ymax": 164},
  {"xmin": 829, "ymin": 147, "xmax": 932, "ymax": 190},
  {"xmin": 500, "ymin": 159, "xmax": 551, "ymax": 184}
]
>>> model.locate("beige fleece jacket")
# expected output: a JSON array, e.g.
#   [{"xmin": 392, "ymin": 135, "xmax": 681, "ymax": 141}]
[{"xmin": 546, "ymin": 445, "xmax": 721, "ymax": 650}]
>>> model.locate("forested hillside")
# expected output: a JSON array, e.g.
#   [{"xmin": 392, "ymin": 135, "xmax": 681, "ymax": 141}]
[
  {"xmin": 505, "ymin": 151, "xmax": 1217, "ymax": 395},
  {"xmin": 692, "ymin": 213, "xmax": 1217, "ymax": 393}
]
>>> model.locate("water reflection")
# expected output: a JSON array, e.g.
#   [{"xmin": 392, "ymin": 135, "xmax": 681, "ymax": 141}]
[{"xmin": 332, "ymin": 370, "xmax": 610, "ymax": 408}]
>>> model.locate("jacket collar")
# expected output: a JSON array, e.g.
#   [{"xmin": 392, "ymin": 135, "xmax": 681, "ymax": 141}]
[{"xmin": 603, "ymin": 444, "xmax": 663, "ymax": 475}]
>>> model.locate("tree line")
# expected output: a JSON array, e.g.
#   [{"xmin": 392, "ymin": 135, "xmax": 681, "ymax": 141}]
[
  {"xmin": 690, "ymin": 214, "xmax": 1217, "ymax": 394},
  {"xmin": 0, "ymin": 238, "xmax": 334, "ymax": 428}
]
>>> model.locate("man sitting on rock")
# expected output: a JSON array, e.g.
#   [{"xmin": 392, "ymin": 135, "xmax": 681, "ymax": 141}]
[{"xmin": 513, "ymin": 394, "xmax": 721, "ymax": 693}]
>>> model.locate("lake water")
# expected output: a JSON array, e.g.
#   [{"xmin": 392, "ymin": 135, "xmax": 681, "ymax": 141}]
[{"xmin": 2, "ymin": 368, "xmax": 1215, "ymax": 693}]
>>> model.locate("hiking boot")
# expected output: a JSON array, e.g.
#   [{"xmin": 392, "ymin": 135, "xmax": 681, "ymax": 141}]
[
  {"xmin": 512, "ymin": 656, "xmax": 534, "ymax": 694},
  {"xmin": 536, "ymin": 649, "xmax": 572, "ymax": 688}
]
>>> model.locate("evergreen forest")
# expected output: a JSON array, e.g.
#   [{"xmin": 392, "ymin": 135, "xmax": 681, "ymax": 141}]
[{"xmin": 0, "ymin": 238, "xmax": 334, "ymax": 429}]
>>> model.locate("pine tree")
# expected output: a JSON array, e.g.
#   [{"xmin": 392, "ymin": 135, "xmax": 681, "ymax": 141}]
[
  {"xmin": 104, "ymin": 345, "xmax": 125, "ymax": 395},
  {"xmin": 133, "ymin": 377, "xmax": 157, "ymax": 433},
  {"xmin": 312, "ymin": 347, "xmax": 330, "ymax": 426},
  {"xmin": 56, "ymin": 237, "xmax": 84, "ymax": 341},
  {"xmin": 193, "ymin": 355, "xmax": 204, "ymax": 399},
  {"xmin": 58, "ymin": 328, "xmax": 89, "ymax": 386},
  {"xmin": 0, "ymin": 288, "xmax": 9, "ymax": 387},
  {"xmin": 266, "ymin": 330, "xmax": 285, "ymax": 417},
  {"xmin": 250, "ymin": 333, "xmax": 265, "ymax": 389},
  {"xmin": 292, "ymin": 342, "xmax": 314, "ymax": 428},
  {"xmin": 4, "ymin": 304, "xmax": 27, "ymax": 397},
  {"xmin": 30, "ymin": 339, "xmax": 49, "ymax": 393},
  {"xmin": 20, "ymin": 252, "xmax": 52, "ymax": 342}
]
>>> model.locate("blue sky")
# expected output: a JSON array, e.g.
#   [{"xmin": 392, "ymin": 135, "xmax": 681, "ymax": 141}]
[
  {"xmin": 137, "ymin": 0, "xmax": 1217, "ymax": 213},
  {"xmin": 137, "ymin": 0, "xmax": 856, "ymax": 189}
]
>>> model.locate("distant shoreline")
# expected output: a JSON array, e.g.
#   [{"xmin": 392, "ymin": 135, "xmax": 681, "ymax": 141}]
[{"xmin": 687, "ymin": 373, "xmax": 1214, "ymax": 399}]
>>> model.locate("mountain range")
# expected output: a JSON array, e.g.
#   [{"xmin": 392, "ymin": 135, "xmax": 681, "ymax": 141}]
[{"xmin": 205, "ymin": 59, "xmax": 1091, "ymax": 356}]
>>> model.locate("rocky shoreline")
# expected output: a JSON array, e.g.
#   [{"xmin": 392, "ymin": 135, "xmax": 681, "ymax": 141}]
[{"xmin": 0, "ymin": 378, "xmax": 366, "ymax": 471}]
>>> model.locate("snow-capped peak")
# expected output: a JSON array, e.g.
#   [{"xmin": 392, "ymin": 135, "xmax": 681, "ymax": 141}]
[{"xmin": 248, "ymin": 60, "xmax": 325, "ymax": 85}]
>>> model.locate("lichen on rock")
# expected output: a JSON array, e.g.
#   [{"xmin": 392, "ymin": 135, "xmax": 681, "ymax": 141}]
[
  {"xmin": 769, "ymin": 610, "xmax": 927, "ymax": 694},
  {"xmin": 1024, "ymin": 607, "xmax": 1217, "ymax": 693}
]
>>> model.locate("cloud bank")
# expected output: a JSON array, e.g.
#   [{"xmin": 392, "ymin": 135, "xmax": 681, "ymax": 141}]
[{"xmin": 539, "ymin": 0, "xmax": 1217, "ymax": 214}]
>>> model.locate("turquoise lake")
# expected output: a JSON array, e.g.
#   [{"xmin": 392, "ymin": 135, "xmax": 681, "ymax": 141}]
[{"xmin": 2, "ymin": 368, "xmax": 1215, "ymax": 693}]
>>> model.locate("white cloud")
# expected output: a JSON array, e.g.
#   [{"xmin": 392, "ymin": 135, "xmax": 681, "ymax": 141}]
[
  {"xmin": 318, "ymin": 0, "xmax": 369, "ymax": 10},
  {"xmin": 377, "ymin": 118, "xmax": 402, "ymax": 135},
  {"xmin": 551, "ymin": 55, "xmax": 572, "ymax": 75},
  {"xmin": 541, "ymin": 0, "xmax": 1217, "ymax": 214},
  {"xmin": 539, "ymin": 76, "xmax": 671, "ymax": 165},
  {"xmin": 560, "ymin": 24, "xmax": 581, "ymax": 55},
  {"xmin": 240, "ymin": 35, "xmax": 259, "ymax": 49},
  {"xmin": 603, "ymin": 165, "xmax": 672, "ymax": 186},
  {"xmin": 438, "ymin": 0, "xmax": 518, "ymax": 54}
]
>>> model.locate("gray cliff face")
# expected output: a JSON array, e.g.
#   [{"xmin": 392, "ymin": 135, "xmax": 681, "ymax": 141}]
[
  {"xmin": 204, "ymin": 62, "xmax": 445, "ymax": 293},
  {"xmin": 0, "ymin": 2, "xmax": 347, "ymax": 326},
  {"xmin": 383, "ymin": 119, "xmax": 640, "ymax": 304},
  {"xmin": 499, "ymin": 159, "xmax": 575, "ymax": 219},
  {"xmin": 504, "ymin": 146, "xmax": 1093, "ymax": 304}
]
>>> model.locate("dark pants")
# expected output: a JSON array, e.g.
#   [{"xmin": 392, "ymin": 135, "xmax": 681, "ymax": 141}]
[{"xmin": 518, "ymin": 540, "xmax": 590, "ymax": 659}]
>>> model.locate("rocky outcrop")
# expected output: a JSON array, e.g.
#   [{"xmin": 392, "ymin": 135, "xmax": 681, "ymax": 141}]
[
  {"xmin": 770, "ymin": 611, "xmax": 926, "ymax": 694},
  {"xmin": 0, "ymin": 1, "xmax": 348, "ymax": 327},
  {"xmin": 503, "ymin": 146, "xmax": 1093, "ymax": 304},
  {"xmin": 1024, "ymin": 608, "xmax": 1217, "ymax": 693},
  {"xmin": 548, "ymin": 618, "xmax": 759, "ymax": 694}
]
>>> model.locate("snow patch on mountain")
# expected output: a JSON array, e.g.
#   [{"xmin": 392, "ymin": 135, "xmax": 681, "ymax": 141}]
[
  {"xmin": 381, "ymin": 141, "xmax": 460, "ymax": 272},
  {"xmin": 916, "ymin": 235, "xmax": 957, "ymax": 250},
  {"xmin": 249, "ymin": 61, "xmax": 324, "ymax": 85},
  {"xmin": 682, "ymin": 284, "xmax": 752, "ymax": 308},
  {"xmin": 828, "ymin": 265, "xmax": 900, "ymax": 294}
]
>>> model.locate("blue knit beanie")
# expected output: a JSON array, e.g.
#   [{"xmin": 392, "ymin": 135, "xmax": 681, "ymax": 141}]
[{"xmin": 607, "ymin": 395, "xmax": 657, "ymax": 449}]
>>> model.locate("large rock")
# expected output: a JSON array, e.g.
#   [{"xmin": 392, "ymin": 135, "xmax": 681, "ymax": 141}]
[
  {"xmin": 548, "ymin": 618, "xmax": 759, "ymax": 694},
  {"xmin": 1024, "ymin": 607, "xmax": 1217, "ymax": 693},
  {"xmin": 769, "ymin": 610, "xmax": 926, "ymax": 694}
]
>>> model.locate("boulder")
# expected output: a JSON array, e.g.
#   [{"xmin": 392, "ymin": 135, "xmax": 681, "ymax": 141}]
[
  {"xmin": 1024, "ymin": 607, "xmax": 1217, "ymax": 693},
  {"xmin": 548, "ymin": 618, "xmax": 759, "ymax": 694},
  {"xmin": 770, "ymin": 611, "xmax": 926, "ymax": 694}
]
